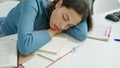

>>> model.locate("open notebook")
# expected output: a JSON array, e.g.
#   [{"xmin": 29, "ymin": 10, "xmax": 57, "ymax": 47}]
[
  {"xmin": 87, "ymin": 23, "xmax": 112, "ymax": 41},
  {"xmin": 37, "ymin": 36, "xmax": 78, "ymax": 61},
  {"xmin": 39, "ymin": 37, "xmax": 68, "ymax": 54},
  {"xmin": 0, "ymin": 39, "xmax": 17, "ymax": 68}
]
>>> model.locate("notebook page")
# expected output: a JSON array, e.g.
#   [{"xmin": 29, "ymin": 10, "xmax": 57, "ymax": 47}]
[
  {"xmin": 0, "ymin": 45, "xmax": 11, "ymax": 65},
  {"xmin": 87, "ymin": 23, "xmax": 111, "ymax": 41},
  {"xmin": 0, "ymin": 40, "xmax": 17, "ymax": 68},
  {"xmin": 39, "ymin": 37, "xmax": 68, "ymax": 54}
]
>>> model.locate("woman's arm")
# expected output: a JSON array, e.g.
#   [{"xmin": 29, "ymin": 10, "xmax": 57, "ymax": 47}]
[
  {"xmin": 65, "ymin": 21, "xmax": 88, "ymax": 41},
  {"xmin": 17, "ymin": 0, "xmax": 52, "ymax": 56}
]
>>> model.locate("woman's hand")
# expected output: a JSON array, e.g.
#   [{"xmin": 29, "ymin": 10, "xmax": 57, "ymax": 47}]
[{"xmin": 48, "ymin": 28, "xmax": 62, "ymax": 38}]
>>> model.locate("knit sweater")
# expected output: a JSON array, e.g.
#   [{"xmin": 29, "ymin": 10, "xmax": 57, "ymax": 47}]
[{"xmin": 2, "ymin": 0, "xmax": 88, "ymax": 56}]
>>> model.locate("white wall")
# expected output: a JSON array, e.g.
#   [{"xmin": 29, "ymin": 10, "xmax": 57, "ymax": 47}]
[
  {"xmin": 0, "ymin": 1, "xmax": 19, "ymax": 16},
  {"xmin": 0, "ymin": 0, "xmax": 19, "ymax": 3},
  {"xmin": 93, "ymin": 0, "xmax": 120, "ymax": 14}
]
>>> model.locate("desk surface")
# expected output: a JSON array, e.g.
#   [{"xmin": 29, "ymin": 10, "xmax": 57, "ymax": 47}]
[
  {"xmin": 21, "ymin": 9, "xmax": 120, "ymax": 68},
  {"xmin": 1, "ymin": 1, "xmax": 119, "ymax": 68},
  {"xmin": 0, "ymin": 8, "xmax": 120, "ymax": 68}
]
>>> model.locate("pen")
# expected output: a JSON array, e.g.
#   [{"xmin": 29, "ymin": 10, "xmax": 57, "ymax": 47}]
[
  {"xmin": 46, "ymin": 50, "xmax": 73, "ymax": 68},
  {"xmin": 46, "ymin": 45, "xmax": 79, "ymax": 68},
  {"xmin": 106, "ymin": 26, "xmax": 112, "ymax": 37},
  {"xmin": 37, "ymin": 54, "xmax": 54, "ymax": 61},
  {"xmin": 114, "ymin": 39, "xmax": 120, "ymax": 42}
]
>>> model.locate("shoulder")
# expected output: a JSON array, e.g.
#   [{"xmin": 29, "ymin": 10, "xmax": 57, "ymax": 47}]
[
  {"xmin": 19, "ymin": 0, "xmax": 48, "ymax": 8},
  {"xmin": 20, "ymin": 0, "xmax": 38, "ymax": 6}
]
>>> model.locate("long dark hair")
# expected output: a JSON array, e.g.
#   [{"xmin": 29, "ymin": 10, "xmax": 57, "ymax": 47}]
[{"xmin": 47, "ymin": 0, "xmax": 92, "ymax": 31}]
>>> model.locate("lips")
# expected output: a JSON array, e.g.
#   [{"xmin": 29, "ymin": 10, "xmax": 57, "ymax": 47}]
[{"xmin": 53, "ymin": 24, "xmax": 59, "ymax": 30}]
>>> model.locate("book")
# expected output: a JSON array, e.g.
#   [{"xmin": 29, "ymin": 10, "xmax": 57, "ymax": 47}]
[
  {"xmin": 36, "ymin": 36, "xmax": 78, "ymax": 61},
  {"xmin": 0, "ymin": 39, "xmax": 17, "ymax": 68},
  {"xmin": 39, "ymin": 37, "xmax": 68, "ymax": 54},
  {"xmin": 87, "ymin": 23, "xmax": 112, "ymax": 41}
]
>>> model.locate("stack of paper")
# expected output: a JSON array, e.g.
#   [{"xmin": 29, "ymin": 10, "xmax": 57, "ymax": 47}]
[
  {"xmin": 0, "ymin": 40, "xmax": 17, "ymax": 68},
  {"xmin": 37, "ymin": 36, "xmax": 78, "ymax": 61}
]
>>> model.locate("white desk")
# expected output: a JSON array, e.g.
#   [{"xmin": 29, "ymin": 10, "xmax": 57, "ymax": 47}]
[
  {"xmin": 0, "ymin": 1, "xmax": 120, "ymax": 68},
  {"xmin": 20, "ymin": 9, "xmax": 120, "ymax": 68}
]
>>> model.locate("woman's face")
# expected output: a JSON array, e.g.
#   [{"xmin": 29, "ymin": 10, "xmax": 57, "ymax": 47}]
[{"xmin": 49, "ymin": 1, "xmax": 82, "ymax": 30}]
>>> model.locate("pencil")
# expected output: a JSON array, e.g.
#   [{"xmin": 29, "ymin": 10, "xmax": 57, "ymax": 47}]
[{"xmin": 37, "ymin": 54, "xmax": 54, "ymax": 61}]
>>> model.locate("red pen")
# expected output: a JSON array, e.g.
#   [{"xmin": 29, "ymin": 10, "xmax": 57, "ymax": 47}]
[
  {"xmin": 45, "ymin": 45, "xmax": 79, "ymax": 68},
  {"xmin": 46, "ymin": 50, "xmax": 73, "ymax": 68},
  {"xmin": 106, "ymin": 26, "xmax": 112, "ymax": 37}
]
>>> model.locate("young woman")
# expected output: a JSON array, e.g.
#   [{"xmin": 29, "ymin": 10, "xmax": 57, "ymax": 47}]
[{"xmin": 1, "ymin": 0, "xmax": 92, "ymax": 56}]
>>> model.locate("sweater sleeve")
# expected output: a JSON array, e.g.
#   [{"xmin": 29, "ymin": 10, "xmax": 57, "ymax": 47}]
[
  {"xmin": 65, "ymin": 21, "xmax": 88, "ymax": 41},
  {"xmin": 18, "ymin": 0, "xmax": 51, "ymax": 56}
]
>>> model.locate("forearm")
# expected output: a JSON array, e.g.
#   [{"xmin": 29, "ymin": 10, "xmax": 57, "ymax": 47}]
[
  {"xmin": 18, "ymin": 29, "xmax": 62, "ymax": 56},
  {"xmin": 65, "ymin": 21, "xmax": 88, "ymax": 41},
  {"xmin": 18, "ymin": 30, "xmax": 51, "ymax": 56}
]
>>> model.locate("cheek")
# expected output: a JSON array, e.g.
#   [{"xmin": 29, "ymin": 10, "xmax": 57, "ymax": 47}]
[
  {"xmin": 51, "ymin": 14, "xmax": 62, "ymax": 24},
  {"xmin": 50, "ymin": 10, "xmax": 63, "ymax": 27}
]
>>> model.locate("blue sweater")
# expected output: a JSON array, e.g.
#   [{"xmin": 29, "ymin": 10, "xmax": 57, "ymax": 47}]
[{"xmin": 2, "ymin": 0, "xmax": 88, "ymax": 56}]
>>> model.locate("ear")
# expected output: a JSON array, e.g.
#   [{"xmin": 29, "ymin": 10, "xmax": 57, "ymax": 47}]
[{"xmin": 55, "ymin": 0, "xmax": 63, "ymax": 8}]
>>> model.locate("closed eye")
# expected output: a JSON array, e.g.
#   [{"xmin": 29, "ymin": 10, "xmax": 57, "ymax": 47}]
[{"xmin": 63, "ymin": 13, "xmax": 69, "ymax": 21}]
